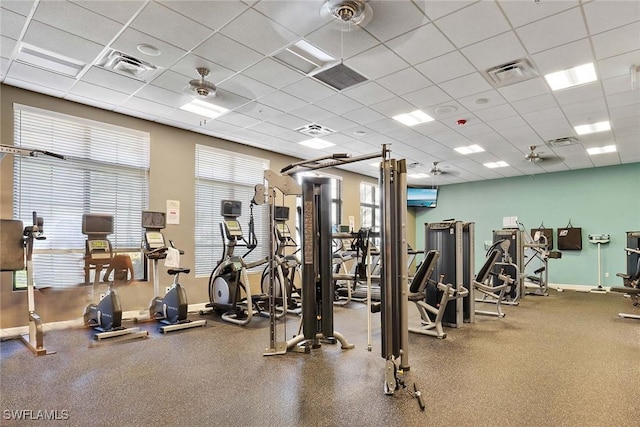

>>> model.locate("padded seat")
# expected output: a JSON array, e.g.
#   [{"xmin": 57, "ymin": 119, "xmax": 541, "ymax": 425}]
[{"xmin": 473, "ymin": 250, "xmax": 514, "ymax": 318}]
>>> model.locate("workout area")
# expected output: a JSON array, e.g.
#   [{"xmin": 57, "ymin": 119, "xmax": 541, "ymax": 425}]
[{"xmin": 1, "ymin": 1, "xmax": 639, "ymax": 425}]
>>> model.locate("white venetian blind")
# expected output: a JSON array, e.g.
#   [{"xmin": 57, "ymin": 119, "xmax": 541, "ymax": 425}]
[
  {"xmin": 195, "ymin": 144, "xmax": 269, "ymax": 277},
  {"xmin": 13, "ymin": 104, "xmax": 149, "ymax": 288}
]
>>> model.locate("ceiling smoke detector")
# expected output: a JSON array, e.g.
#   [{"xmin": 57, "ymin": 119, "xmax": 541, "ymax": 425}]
[{"xmin": 187, "ymin": 67, "xmax": 217, "ymax": 98}]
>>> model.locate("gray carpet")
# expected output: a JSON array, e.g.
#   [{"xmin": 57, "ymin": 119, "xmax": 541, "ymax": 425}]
[{"xmin": 1, "ymin": 290, "xmax": 639, "ymax": 426}]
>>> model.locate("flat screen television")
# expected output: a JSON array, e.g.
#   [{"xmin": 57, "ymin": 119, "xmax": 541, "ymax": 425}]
[
  {"xmin": 82, "ymin": 214, "xmax": 114, "ymax": 235},
  {"xmin": 141, "ymin": 211, "xmax": 166, "ymax": 229},
  {"xmin": 407, "ymin": 187, "xmax": 438, "ymax": 208}
]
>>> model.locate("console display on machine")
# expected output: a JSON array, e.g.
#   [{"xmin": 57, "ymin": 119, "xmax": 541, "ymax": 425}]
[
  {"xmin": 274, "ymin": 206, "xmax": 289, "ymax": 222},
  {"xmin": 142, "ymin": 211, "xmax": 166, "ymax": 229},
  {"xmin": 145, "ymin": 231, "xmax": 165, "ymax": 250},
  {"xmin": 225, "ymin": 219, "xmax": 243, "ymax": 237},
  {"xmin": 221, "ymin": 200, "xmax": 242, "ymax": 217},
  {"xmin": 82, "ymin": 214, "xmax": 113, "ymax": 235}
]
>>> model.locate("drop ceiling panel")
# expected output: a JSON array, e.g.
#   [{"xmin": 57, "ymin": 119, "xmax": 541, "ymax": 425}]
[
  {"xmin": 498, "ymin": 0, "xmax": 578, "ymax": 28},
  {"xmin": 511, "ymin": 93, "xmax": 558, "ymax": 115},
  {"xmin": 33, "ymin": 0, "xmax": 122, "ymax": 45},
  {"xmin": 288, "ymin": 103, "xmax": 334, "ymax": 123},
  {"xmin": 1, "ymin": 0, "xmax": 37, "ymax": 16},
  {"xmin": 305, "ymin": 22, "xmax": 379, "ymax": 60},
  {"xmin": 583, "ymin": 0, "xmax": 640, "ymax": 35},
  {"xmin": 5, "ymin": 61, "xmax": 77, "ymax": 92},
  {"xmin": 23, "ymin": 20, "xmax": 103, "ymax": 64},
  {"xmin": 386, "ymin": 23, "xmax": 454, "ymax": 65},
  {"xmin": 561, "ymin": 98, "xmax": 608, "ymax": 118},
  {"xmin": 256, "ymin": 91, "xmax": 307, "ymax": 113},
  {"xmin": 281, "ymin": 77, "xmax": 336, "ymax": 103},
  {"xmin": 118, "ymin": 96, "xmax": 175, "ymax": 117},
  {"xmin": 159, "ymin": 0, "xmax": 248, "ymax": 32},
  {"xmin": 317, "ymin": 115, "xmax": 358, "ymax": 132},
  {"xmin": 135, "ymin": 84, "xmax": 189, "ymax": 107},
  {"xmin": 602, "ymin": 75, "xmax": 635, "ymax": 96},
  {"xmin": 219, "ymin": 8, "xmax": 297, "ymax": 56},
  {"xmin": 242, "ymin": 58, "xmax": 304, "ymax": 89},
  {"xmin": 516, "ymin": 8, "xmax": 587, "ymax": 54},
  {"xmin": 346, "ymin": 44, "xmax": 408, "ymax": 80},
  {"xmin": 439, "ymin": 72, "xmax": 493, "ymax": 99},
  {"xmin": 376, "ymin": 67, "xmax": 432, "ymax": 96},
  {"xmin": 314, "ymin": 94, "xmax": 363, "ymax": 116},
  {"xmin": 435, "ymin": 1, "xmax": 511, "ymax": 48},
  {"xmin": 414, "ymin": 50, "xmax": 475, "ymax": 84},
  {"xmin": 235, "ymin": 101, "xmax": 284, "ymax": 121},
  {"xmin": 1, "ymin": 8, "xmax": 27, "ymax": 40},
  {"xmin": 487, "ymin": 115, "xmax": 530, "ymax": 132},
  {"xmin": 70, "ymin": 0, "xmax": 145, "ymax": 24},
  {"xmin": 216, "ymin": 111, "xmax": 262, "ymax": 128},
  {"xmin": 363, "ymin": 1, "xmax": 428, "ymax": 42},
  {"xmin": 531, "ymin": 39, "xmax": 594, "ymax": 75},
  {"xmin": 402, "ymin": 85, "xmax": 453, "ymax": 109},
  {"xmin": 472, "ymin": 104, "xmax": 518, "ymax": 122},
  {"xmin": 416, "ymin": 0, "xmax": 474, "ymax": 21},
  {"xmin": 498, "ymin": 78, "xmax": 549, "ymax": 102},
  {"xmin": 193, "ymin": 33, "xmax": 263, "ymax": 72},
  {"xmin": 461, "ymin": 31, "xmax": 528, "ymax": 72},
  {"xmin": 68, "ymin": 80, "xmax": 131, "ymax": 104},
  {"xmin": 82, "ymin": 66, "xmax": 147, "ymax": 94},
  {"xmin": 219, "ymin": 74, "xmax": 274, "ymax": 100},
  {"xmin": 342, "ymin": 106, "xmax": 386, "ymax": 125},
  {"xmin": 342, "ymin": 81, "xmax": 394, "ymax": 105},
  {"xmin": 596, "ymin": 50, "xmax": 640, "ymax": 80},
  {"xmin": 253, "ymin": 1, "xmax": 329, "ymax": 37},
  {"xmin": 1, "ymin": 35, "xmax": 17, "ymax": 59},
  {"xmin": 369, "ymin": 96, "xmax": 415, "ymax": 117},
  {"xmin": 591, "ymin": 22, "xmax": 640, "ymax": 60}
]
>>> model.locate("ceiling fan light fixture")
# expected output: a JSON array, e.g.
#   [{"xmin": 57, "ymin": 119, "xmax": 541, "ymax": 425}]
[{"xmin": 188, "ymin": 67, "xmax": 217, "ymax": 98}]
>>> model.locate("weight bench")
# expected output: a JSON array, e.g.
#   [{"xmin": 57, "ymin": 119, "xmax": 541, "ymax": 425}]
[
  {"xmin": 408, "ymin": 250, "xmax": 469, "ymax": 339},
  {"xmin": 473, "ymin": 250, "xmax": 515, "ymax": 318},
  {"xmin": 611, "ymin": 254, "xmax": 640, "ymax": 320}
]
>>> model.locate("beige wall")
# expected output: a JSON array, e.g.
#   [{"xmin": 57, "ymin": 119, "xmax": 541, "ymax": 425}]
[{"xmin": 1, "ymin": 85, "xmax": 415, "ymax": 328}]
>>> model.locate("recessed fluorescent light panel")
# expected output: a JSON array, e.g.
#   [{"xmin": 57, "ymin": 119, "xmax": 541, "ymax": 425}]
[
  {"xmin": 587, "ymin": 145, "xmax": 616, "ymax": 155},
  {"xmin": 16, "ymin": 42, "xmax": 86, "ymax": 77},
  {"xmin": 409, "ymin": 173, "xmax": 430, "ymax": 179},
  {"xmin": 180, "ymin": 99, "xmax": 228, "ymax": 119},
  {"xmin": 455, "ymin": 144, "xmax": 485, "ymax": 155},
  {"xmin": 544, "ymin": 63, "xmax": 597, "ymax": 91},
  {"xmin": 274, "ymin": 40, "xmax": 334, "ymax": 74},
  {"xmin": 484, "ymin": 161, "xmax": 509, "ymax": 169},
  {"xmin": 574, "ymin": 121, "xmax": 611, "ymax": 135},
  {"xmin": 393, "ymin": 110, "xmax": 434, "ymax": 126},
  {"xmin": 298, "ymin": 138, "xmax": 335, "ymax": 149}
]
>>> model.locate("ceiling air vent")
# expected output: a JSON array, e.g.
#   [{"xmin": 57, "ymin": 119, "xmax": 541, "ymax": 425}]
[
  {"xmin": 545, "ymin": 136, "xmax": 579, "ymax": 148},
  {"xmin": 97, "ymin": 49, "xmax": 160, "ymax": 81},
  {"xmin": 310, "ymin": 62, "xmax": 367, "ymax": 91},
  {"xmin": 295, "ymin": 123, "xmax": 336, "ymax": 137},
  {"xmin": 482, "ymin": 58, "xmax": 538, "ymax": 88}
]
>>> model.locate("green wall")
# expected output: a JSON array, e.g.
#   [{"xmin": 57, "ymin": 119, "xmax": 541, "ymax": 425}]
[{"xmin": 415, "ymin": 163, "xmax": 640, "ymax": 287}]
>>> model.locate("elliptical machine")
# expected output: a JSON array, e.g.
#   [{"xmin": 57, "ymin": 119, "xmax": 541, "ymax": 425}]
[
  {"xmin": 142, "ymin": 211, "xmax": 206, "ymax": 333},
  {"xmin": 82, "ymin": 214, "xmax": 147, "ymax": 341},
  {"xmin": 260, "ymin": 206, "xmax": 302, "ymax": 314},
  {"xmin": 204, "ymin": 200, "xmax": 274, "ymax": 325}
]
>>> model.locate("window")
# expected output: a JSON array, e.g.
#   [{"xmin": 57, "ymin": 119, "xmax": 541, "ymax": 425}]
[
  {"xmin": 195, "ymin": 145, "xmax": 269, "ymax": 277},
  {"xmin": 12, "ymin": 104, "xmax": 150, "ymax": 288},
  {"xmin": 360, "ymin": 182, "xmax": 380, "ymax": 232}
]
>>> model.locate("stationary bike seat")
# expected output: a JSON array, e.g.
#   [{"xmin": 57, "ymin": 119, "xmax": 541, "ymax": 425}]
[{"xmin": 168, "ymin": 268, "xmax": 190, "ymax": 275}]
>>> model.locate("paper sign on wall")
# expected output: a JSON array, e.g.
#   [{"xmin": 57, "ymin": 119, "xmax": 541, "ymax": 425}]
[{"xmin": 166, "ymin": 200, "xmax": 180, "ymax": 225}]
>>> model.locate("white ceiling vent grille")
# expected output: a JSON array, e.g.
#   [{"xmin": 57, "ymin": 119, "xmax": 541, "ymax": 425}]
[
  {"xmin": 545, "ymin": 136, "xmax": 579, "ymax": 148},
  {"xmin": 97, "ymin": 49, "xmax": 160, "ymax": 81},
  {"xmin": 295, "ymin": 123, "xmax": 335, "ymax": 137},
  {"xmin": 310, "ymin": 62, "xmax": 367, "ymax": 91},
  {"xmin": 482, "ymin": 58, "xmax": 538, "ymax": 88}
]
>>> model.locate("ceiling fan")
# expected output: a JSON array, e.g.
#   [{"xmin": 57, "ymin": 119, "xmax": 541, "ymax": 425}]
[
  {"xmin": 430, "ymin": 161, "xmax": 459, "ymax": 177},
  {"xmin": 525, "ymin": 145, "xmax": 564, "ymax": 165},
  {"xmin": 321, "ymin": 0, "xmax": 374, "ymax": 28},
  {"xmin": 186, "ymin": 67, "xmax": 217, "ymax": 99}
]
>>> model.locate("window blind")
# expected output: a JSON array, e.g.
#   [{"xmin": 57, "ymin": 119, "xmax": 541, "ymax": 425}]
[
  {"xmin": 13, "ymin": 104, "xmax": 149, "ymax": 288},
  {"xmin": 195, "ymin": 144, "xmax": 269, "ymax": 277}
]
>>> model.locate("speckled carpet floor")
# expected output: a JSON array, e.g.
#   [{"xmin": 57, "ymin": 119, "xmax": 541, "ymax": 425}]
[{"xmin": 1, "ymin": 290, "xmax": 639, "ymax": 426}]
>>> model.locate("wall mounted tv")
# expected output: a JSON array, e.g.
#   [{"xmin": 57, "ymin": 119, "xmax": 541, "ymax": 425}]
[{"xmin": 407, "ymin": 187, "xmax": 438, "ymax": 208}]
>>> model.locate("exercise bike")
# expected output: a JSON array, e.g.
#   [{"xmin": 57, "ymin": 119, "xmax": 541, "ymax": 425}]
[
  {"xmin": 82, "ymin": 213, "xmax": 147, "ymax": 341},
  {"xmin": 0, "ymin": 212, "xmax": 55, "ymax": 355},
  {"xmin": 204, "ymin": 200, "xmax": 276, "ymax": 326},
  {"xmin": 142, "ymin": 211, "xmax": 206, "ymax": 333}
]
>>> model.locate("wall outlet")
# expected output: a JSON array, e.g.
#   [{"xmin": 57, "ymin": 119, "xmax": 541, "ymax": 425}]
[{"xmin": 605, "ymin": 272, "xmax": 609, "ymax": 278}]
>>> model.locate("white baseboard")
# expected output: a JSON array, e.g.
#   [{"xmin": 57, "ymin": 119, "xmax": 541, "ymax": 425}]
[{"xmin": 548, "ymin": 283, "xmax": 611, "ymax": 293}]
